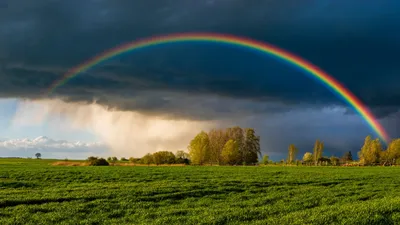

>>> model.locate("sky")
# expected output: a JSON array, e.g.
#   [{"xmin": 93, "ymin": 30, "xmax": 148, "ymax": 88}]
[{"xmin": 0, "ymin": 0, "xmax": 399, "ymax": 160}]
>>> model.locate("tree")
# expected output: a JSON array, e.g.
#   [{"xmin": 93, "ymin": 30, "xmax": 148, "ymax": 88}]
[
  {"xmin": 120, "ymin": 157, "xmax": 128, "ymax": 161},
  {"xmin": 302, "ymin": 152, "xmax": 313, "ymax": 165},
  {"xmin": 188, "ymin": 131, "xmax": 211, "ymax": 165},
  {"xmin": 208, "ymin": 129, "xmax": 228, "ymax": 165},
  {"xmin": 152, "ymin": 151, "xmax": 176, "ymax": 165},
  {"xmin": 342, "ymin": 151, "xmax": 353, "ymax": 163},
  {"xmin": 330, "ymin": 156, "xmax": 340, "ymax": 166},
  {"xmin": 35, "ymin": 153, "xmax": 41, "ymax": 159},
  {"xmin": 358, "ymin": 135, "xmax": 372, "ymax": 165},
  {"xmin": 129, "ymin": 157, "xmax": 140, "ymax": 164},
  {"xmin": 313, "ymin": 140, "xmax": 324, "ymax": 165},
  {"xmin": 111, "ymin": 157, "xmax": 118, "ymax": 162},
  {"xmin": 261, "ymin": 155, "xmax": 269, "ymax": 165},
  {"xmin": 152, "ymin": 153, "xmax": 162, "ymax": 165},
  {"xmin": 175, "ymin": 150, "xmax": 190, "ymax": 164},
  {"xmin": 380, "ymin": 150, "xmax": 390, "ymax": 166},
  {"xmin": 358, "ymin": 136, "xmax": 382, "ymax": 165},
  {"xmin": 221, "ymin": 139, "xmax": 241, "ymax": 165},
  {"xmin": 383, "ymin": 138, "xmax": 400, "ymax": 165},
  {"xmin": 287, "ymin": 144, "xmax": 298, "ymax": 163},
  {"xmin": 140, "ymin": 153, "xmax": 154, "ymax": 165},
  {"xmin": 226, "ymin": 127, "xmax": 245, "ymax": 164},
  {"xmin": 319, "ymin": 157, "xmax": 331, "ymax": 166},
  {"xmin": 242, "ymin": 128, "xmax": 261, "ymax": 165},
  {"xmin": 368, "ymin": 138, "xmax": 382, "ymax": 165},
  {"xmin": 87, "ymin": 156, "xmax": 97, "ymax": 161},
  {"xmin": 175, "ymin": 150, "xmax": 189, "ymax": 159}
]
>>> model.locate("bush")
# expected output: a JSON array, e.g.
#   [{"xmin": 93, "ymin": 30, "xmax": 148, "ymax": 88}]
[
  {"xmin": 183, "ymin": 158, "xmax": 190, "ymax": 165},
  {"xmin": 88, "ymin": 156, "xmax": 98, "ymax": 162},
  {"xmin": 129, "ymin": 157, "xmax": 141, "ymax": 163},
  {"xmin": 87, "ymin": 157, "xmax": 109, "ymax": 166}
]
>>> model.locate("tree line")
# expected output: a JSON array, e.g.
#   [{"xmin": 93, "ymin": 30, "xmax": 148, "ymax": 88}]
[
  {"xmin": 81, "ymin": 132, "xmax": 399, "ymax": 167},
  {"xmin": 282, "ymin": 136, "xmax": 400, "ymax": 166},
  {"xmin": 282, "ymin": 139, "xmax": 353, "ymax": 166},
  {"xmin": 85, "ymin": 151, "xmax": 190, "ymax": 166},
  {"xmin": 84, "ymin": 126, "xmax": 261, "ymax": 166}
]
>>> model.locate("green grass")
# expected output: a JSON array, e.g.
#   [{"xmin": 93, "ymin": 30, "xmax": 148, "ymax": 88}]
[{"xmin": 1, "ymin": 159, "xmax": 400, "ymax": 224}]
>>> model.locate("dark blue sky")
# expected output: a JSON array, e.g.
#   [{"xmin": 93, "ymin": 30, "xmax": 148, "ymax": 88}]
[{"xmin": 0, "ymin": 0, "xmax": 399, "ymax": 159}]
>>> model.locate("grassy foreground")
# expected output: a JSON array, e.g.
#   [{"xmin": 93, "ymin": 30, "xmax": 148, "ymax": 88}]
[{"xmin": 1, "ymin": 159, "xmax": 400, "ymax": 224}]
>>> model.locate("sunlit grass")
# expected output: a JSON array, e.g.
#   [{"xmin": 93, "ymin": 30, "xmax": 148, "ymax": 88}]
[{"xmin": 1, "ymin": 159, "xmax": 400, "ymax": 224}]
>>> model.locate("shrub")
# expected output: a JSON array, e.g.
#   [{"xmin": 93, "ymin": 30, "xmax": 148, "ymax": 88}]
[
  {"xmin": 87, "ymin": 156, "xmax": 98, "ymax": 162},
  {"xmin": 87, "ymin": 156, "xmax": 109, "ymax": 166},
  {"xmin": 183, "ymin": 158, "xmax": 190, "ymax": 165},
  {"xmin": 89, "ymin": 158, "xmax": 109, "ymax": 166},
  {"xmin": 129, "ymin": 157, "xmax": 140, "ymax": 163}
]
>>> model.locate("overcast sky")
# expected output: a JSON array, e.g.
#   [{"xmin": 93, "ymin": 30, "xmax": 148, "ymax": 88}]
[{"xmin": 0, "ymin": 0, "xmax": 399, "ymax": 160}]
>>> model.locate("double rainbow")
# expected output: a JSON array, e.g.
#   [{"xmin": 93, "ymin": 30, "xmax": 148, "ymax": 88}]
[{"xmin": 46, "ymin": 33, "xmax": 390, "ymax": 143}]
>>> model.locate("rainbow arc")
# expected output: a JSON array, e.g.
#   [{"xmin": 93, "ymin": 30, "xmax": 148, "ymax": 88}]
[{"xmin": 46, "ymin": 33, "xmax": 390, "ymax": 143}]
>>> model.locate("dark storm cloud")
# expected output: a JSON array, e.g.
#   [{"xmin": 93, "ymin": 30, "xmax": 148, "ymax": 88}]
[{"xmin": 1, "ymin": 1, "xmax": 400, "ymax": 136}]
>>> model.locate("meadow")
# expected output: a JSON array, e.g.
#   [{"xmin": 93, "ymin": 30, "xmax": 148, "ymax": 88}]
[{"xmin": 1, "ymin": 159, "xmax": 400, "ymax": 224}]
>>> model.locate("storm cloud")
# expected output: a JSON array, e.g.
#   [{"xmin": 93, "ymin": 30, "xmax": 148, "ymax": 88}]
[{"xmin": 1, "ymin": 0, "xmax": 400, "ymax": 158}]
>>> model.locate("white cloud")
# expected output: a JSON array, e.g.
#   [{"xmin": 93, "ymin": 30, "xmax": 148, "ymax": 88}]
[{"xmin": 0, "ymin": 136, "xmax": 108, "ymax": 159}]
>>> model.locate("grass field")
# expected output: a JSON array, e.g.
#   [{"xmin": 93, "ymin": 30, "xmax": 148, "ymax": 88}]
[{"xmin": 1, "ymin": 159, "xmax": 400, "ymax": 224}]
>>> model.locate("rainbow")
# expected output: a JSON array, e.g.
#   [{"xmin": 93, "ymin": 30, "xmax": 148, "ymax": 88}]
[{"xmin": 47, "ymin": 32, "xmax": 390, "ymax": 143}]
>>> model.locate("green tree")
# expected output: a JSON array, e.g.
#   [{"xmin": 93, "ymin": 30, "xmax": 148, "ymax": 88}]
[
  {"xmin": 380, "ymin": 150, "xmax": 390, "ymax": 166},
  {"xmin": 175, "ymin": 150, "xmax": 189, "ymax": 159},
  {"xmin": 111, "ymin": 157, "xmax": 118, "ymax": 162},
  {"xmin": 369, "ymin": 138, "xmax": 382, "ymax": 165},
  {"xmin": 242, "ymin": 128, "xmax": 261, "ymax": 165},
  {"xmin": 188, "ymin": 131, "xmax": 211, "ymax": 165},
  {"xmin": 358, "ymin": 135, "xmax": 372, "ymax": 165},
  {"xmin": 175, "ymin": 150, "xmax": 190, "ymax": 164},
  {"xmin": 330, "ymin": 156, "xmax": 340, "ymax": 166},
  {"xmin": 384, "ymin": 139, "xmax": 400, "ymax": 165},
  {"xmin": 358, "ymin": 136, "xmax": 382, "ymax": 165},
  {"xmin": 287, "ymin": 144, "xmax": 298, "ymax": 163},
  {"xmin": 319, "ymin": 157, "xmax": 331, "ymax": 166},
  {"xmin": 302, "ymin": 152, "xmax": 313, "ymax": 165},
  {"xmin": 152, "ymin": 153, "xmax": 162, "ymax": 165},
  {"xmin": 152, "ymin": 151, "xmax": 176, "ymax": 165},
  {"xmin": 208, "ymin": 129, "xmax": 228, "ymax": 165},
  {"xmin": 140, "ymin": 153, "xmax": 154, "ymax": 165},
  {"xmin": 226, "ymin": 127, "xmax": 245, "ymax": 164},
  {"xmin": 129, "ymin": 157, "xmax": 139, "ymax": 164},
  {"xmin": 261, "ymin": 155, "xmax": 269, "ymax": 165},
  {"xmin": 221, "ymin": 139, "xmax": 241, "ymax": 165},
  {"xmin": 342, "ymin": 151, "xmax": 353, "ymax": 163},
  {"xmin": 313, "ymin": 140, "xmax": 324, "ymax": 165},
  {"xmin": 87, "ymin": 156, "xmax": 98, "ymax": 162},
  {"xmin": 35, "ymin": 153, "xmax": 41, "ymax": 159}
]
